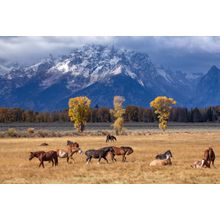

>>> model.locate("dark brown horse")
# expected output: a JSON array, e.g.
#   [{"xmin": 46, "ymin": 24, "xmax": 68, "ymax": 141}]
[
  {"xmin": 110, "ymin": 146, "xmax": 134, "ymax": 162},
  {"xmin": 85, "ymin": 146, "xmax": 114, "ymax": 164},
  {"xmin": 29, "ymin": 150, "xmax": 58, "ymax": 168},
  {"xmin": 202, "ymin": 147, "xmax": 216, "ymax": 168},
  {"xmin": 106, "ymin": 135, "xmax": 117, "ymax": 142}
]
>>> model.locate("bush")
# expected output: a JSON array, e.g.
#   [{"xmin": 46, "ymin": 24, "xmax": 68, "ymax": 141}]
[
  {"xmin": 37, "ymin": 130, "xmax": 48, "ymax": 137},
  {"xmin": 7, "ymin": 128, "xmax": 18, "ymax": 137},
  {"xmin": 27, "ymin": 127, "xmax": 35, "ymax": 134}
]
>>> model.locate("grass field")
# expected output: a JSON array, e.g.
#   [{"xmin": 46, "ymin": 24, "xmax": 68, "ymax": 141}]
[{"xmin": 0, "ymin": 131, "xmax": 220, "ymax": 184}]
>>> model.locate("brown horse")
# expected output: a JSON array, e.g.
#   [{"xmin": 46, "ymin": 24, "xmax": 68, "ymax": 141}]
[
  {"xmin": 202, "ymin": 147, "xmax": 216, "ymax": 168},
  {"xmin": 29, "ymin": 150, "xmax": 58, "ymax": 168},
  {"xmin": 57, "ymin": 141, "xmax": 83, "ymax": 163},
  {"xmin": 110, "ymin": 146, "xmax": 134, "ymax": 162}
]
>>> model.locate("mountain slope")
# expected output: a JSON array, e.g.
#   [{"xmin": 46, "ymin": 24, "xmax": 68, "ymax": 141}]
[
  {"xmin": 195, "ymin": 65, "xmax": 220, "ymax": 107},
  {"xmin": 0, "ymin": 45, "xmax": 217, "ymax": 111}
]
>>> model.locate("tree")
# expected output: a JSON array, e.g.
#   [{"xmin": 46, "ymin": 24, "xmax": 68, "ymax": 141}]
[
  {"xmin": 68, "ymin": 96, "xmax": 91, "ymax": 132},
  {"xmin": 110, "ymin": 96, "xmax": 125, "ymax": 135},
  {"xmin": 150, "ymin": 96, "xmax": 176, "ymax": 131},
  {"xmin": 125, "ymin": 106, "xmax": 139, "ymax": 122}
]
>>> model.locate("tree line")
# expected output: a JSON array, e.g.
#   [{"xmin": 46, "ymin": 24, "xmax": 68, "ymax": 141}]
[{"xmin": 1, "ymin": 105, "xmax": 220, "ymax": 123}]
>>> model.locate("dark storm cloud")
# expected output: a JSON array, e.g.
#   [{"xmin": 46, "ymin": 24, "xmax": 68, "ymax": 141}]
[{"xmin": 0, "ymin": 36, "xmax": 220, "ymax": 73}]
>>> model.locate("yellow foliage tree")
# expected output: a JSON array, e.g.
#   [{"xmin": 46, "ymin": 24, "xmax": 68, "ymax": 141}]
[
  {"xmin": 150, "ymin": 96, "xmax": 176, "ymax": 131},
  {"xmin": 68, "ymin": 96, "xmax": 91, "ymax": 132},
  {"xmin": 110, "ymin": 96, "xmax": 125, "ymax": 135}
]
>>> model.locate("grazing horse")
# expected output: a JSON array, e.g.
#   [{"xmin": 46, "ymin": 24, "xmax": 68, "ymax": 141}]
[
  {"xmin": 155, "ymin": 150, "xmax": 173, "ymax": 160},
  {"xmin": 106, "ymin": 135, "xmax": 117, "ymax": 142},
  {"xmin": 149, "ymin": 157, "xmax": 172, "ymax": 166},
  {"xmin": 85, "ymin": 146, "xmax": 114, "ymax": 164},
  {"xmin": 110, "ymin": 146, "xmax": 134, "ymax": 162},
  {"xmin": 202, "ymin": 147, "xmax": 216, "ymax": 168},
  {"xmin": 29, "ymin": 150, "xmax": 58, "ymax": 168},
  {"xmin": 40, "ymin": 143, "xmax": 49, "ymax": 146},
  {"xmin": 57, "ymin": 142, "xmax": 83, "ymax": 163}
]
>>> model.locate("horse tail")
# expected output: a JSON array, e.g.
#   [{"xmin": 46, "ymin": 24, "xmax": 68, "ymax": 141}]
[{"xmin": 54, "ymin": 152, "xmax": 58, "ymax": 166}]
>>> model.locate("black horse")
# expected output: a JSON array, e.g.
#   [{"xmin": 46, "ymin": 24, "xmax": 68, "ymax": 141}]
[
  {"xmin": 29, "ymin": 150, "xmax": 58, "ymax": 168},
  {"xmin": 85, "ymin": 146, "xmax": 114, "ymax": 164},
  {"xmin": 155, "ymin": 150, "xmax": 173, "ymax": 160},
  {"xmin": 106, "ymin": 135, "xmax": 117, "ymax": 142}
]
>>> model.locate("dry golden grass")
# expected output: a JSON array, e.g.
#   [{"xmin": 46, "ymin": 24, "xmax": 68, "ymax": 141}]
[{"xmin": 0, "ymin": 131, "xmax": 220, "ymax": 184}]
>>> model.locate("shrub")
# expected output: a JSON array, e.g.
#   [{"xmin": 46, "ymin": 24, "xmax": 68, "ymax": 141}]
[
  {"xmin": 27, "ymin": 127, "xmax": 35, "ymax": 134},
  {"xmin": 37, "ymin": 130, "xmax": 48, "ymax": 137},
  {"xmin": 7, "ymin": 128, "xmax": 18, "ymax": 137}
]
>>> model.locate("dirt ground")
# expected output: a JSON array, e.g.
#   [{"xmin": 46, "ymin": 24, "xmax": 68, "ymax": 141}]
[{"xmin": 0, "ymin": 131, "xmax": 219, "ymax": 183}]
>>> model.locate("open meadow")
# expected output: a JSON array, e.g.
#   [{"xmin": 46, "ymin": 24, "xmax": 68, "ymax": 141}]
[{"xmin": 0, "ymin": 130, "xmax": 220, "ymax": 184}]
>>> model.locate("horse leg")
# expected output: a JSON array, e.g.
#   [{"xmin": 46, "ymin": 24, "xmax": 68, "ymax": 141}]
[
  {"xmin": 39, "ymin": 161, "xmax": 45, "ymax": 168},
  {"xmin": 103, "ymin": 157, "xmax": 109, "ymax": 164},
  {"xmin": 122, "ymin": 154, "xmax": 125, "ymax": 162},
  {"xmin": 98, "ymin": 156, "xmax": 102, "ymax": 164},
  {"xmin": 212, "ymin": 160, "xmax": 216, "ymax": 168},
  {"xmin": 70, "ymin": 155, "xmax": 75, "ymax": 163},
  {"xmin": 86, "ymin": 157, "xmax": 91, "ymax": 164},
  {"xmin": 67, "ymin": 156, "xmax": 70, "ymax": 163},
  {"xmin": 111, "ymin": 153, "xmax": 116, "ymax": 162}
]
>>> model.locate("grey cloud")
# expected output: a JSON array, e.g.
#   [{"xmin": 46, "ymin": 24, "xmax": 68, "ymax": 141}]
[{"xmin": 0, "ymin": 36, "xmax": 220, "ymax": 73}]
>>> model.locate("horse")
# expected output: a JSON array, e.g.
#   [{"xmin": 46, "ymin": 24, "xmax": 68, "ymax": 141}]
[
  {"xmin": 40, "ymin": 143, "xmax": 49, "ymax": 146},
  {"xmin": 149, "ymin": 157, "xmax": 172, "ymax": 166},
  {"xmin": 110, "ymin": 146, "xmax": 134, "ymax": 162},
  {"xmin": 29, "ymin": 150, "xmax": 58, "ymax": 168},
  {"xmin": 191, "ymin": 160, "xmax": 210, "ymax": 168},
  {"xmin": 106, "ymin": 135, "xmax": 117, "ymax": 142},
  {"xmin": 155, "ymin": 150, "xmax": 173, "ymax": 160},
  {"xmin": 85, "ymin": 146, "xmax": 114, "ymax": 164},
  {"xmin": 203, "ymin": 147, "xmax": 215, "ymax": 168},
  {"xmin": 57, "ymin": 142, "xmax": 83, "ymax": 163}
]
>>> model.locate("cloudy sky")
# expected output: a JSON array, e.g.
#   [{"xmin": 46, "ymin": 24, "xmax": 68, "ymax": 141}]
[{"xmin": 0, "ymin": 36, "xmax": 220, "ymax": 73}]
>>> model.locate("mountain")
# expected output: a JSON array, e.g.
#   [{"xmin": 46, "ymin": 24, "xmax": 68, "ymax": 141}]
[
  {"xmin": 195, "ymin": 65, "xmax": 220, "ymax": 107},
  {"xmin": 0, "ymin": 45, "xmax": 217, "ymax": 111}
]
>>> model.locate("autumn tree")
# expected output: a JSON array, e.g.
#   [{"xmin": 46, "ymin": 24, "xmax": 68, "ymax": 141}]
[
  {"xmin": 68, "ymin": 96, "xmax": 91, "ymax": 132},
  {"xmin": 110, "ymin": 96, "xmax": 125, "ymax": 135},
  {"xmin": 150, "ymin": 96, "xmax": 176, "ymax": 131}
]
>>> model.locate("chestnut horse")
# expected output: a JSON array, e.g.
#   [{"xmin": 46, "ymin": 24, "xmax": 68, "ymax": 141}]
[
  {"xmin": 110, "ymin": 146, "xmax": 134, "ymax": 162},
  {"xmin": 202, "ymin": 147, "xmax": 216, "ymax": 168},
  {"xmin": 29, "ymin": 150, "xmax": 58, "ymax": 168}
]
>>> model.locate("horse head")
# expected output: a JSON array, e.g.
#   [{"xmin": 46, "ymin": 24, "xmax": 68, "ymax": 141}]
[
  {"xmin": 166, "ymin": 150, "xmax": 173, "ymax": 158},
  {"xmin": 29, "ymin": 152, "xmax": 34, "ymax": 160},
  {"xmin": 78, "ymin": 148, "xmax": 83, "ymax": 154}
]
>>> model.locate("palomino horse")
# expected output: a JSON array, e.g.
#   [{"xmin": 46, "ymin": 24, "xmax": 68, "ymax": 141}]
[
  {"xmin": 149, "ymin": 157, "xmax": 172, "ymax": 166},
  {"xmin": 57, "ymin": 141, "xmax": 83, "ymax": 163},
  {"xmin": 106, "ymin": 135, "xmax": 117, "ymax": 142},
  {"xmin": 202, "ymin": 147, "xmax": 216, "ymax": 168},
  {"xmin": 150, "ymin": 151, "xmax": 173, "ymax": 166},
  {"xmin": 29, "ymin": 150, "xmax": 58, "ymax": 168},
  {"xmin": 110, "ymin": 146, "xmax": 134, "ymax": 162},
  {"xmin": 85, "ymin": 146, "xmax": 114, "ymax": 164},
  {"xmin": 155, "ymin": 150, "xmax": 173, "ymax": 160}
]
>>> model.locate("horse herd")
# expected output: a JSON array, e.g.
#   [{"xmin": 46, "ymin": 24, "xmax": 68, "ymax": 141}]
[{"xmin": 29, "ymin": 135, "xmax": 216, "ymax": 169}]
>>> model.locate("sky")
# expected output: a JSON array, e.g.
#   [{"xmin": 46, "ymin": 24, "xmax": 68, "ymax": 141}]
[{"xmin": 0, "ymin": 36, "xmax": 220, "ymax": 73}]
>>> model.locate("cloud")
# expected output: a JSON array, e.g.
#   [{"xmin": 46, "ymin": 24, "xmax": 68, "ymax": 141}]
[
  {"xmin": 0, "ymin": 36, "xmax": 115, "ymax": 64},
  {"xmin": 0, "ymin": 36, "xmax": 220, "ymax": 72}
]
